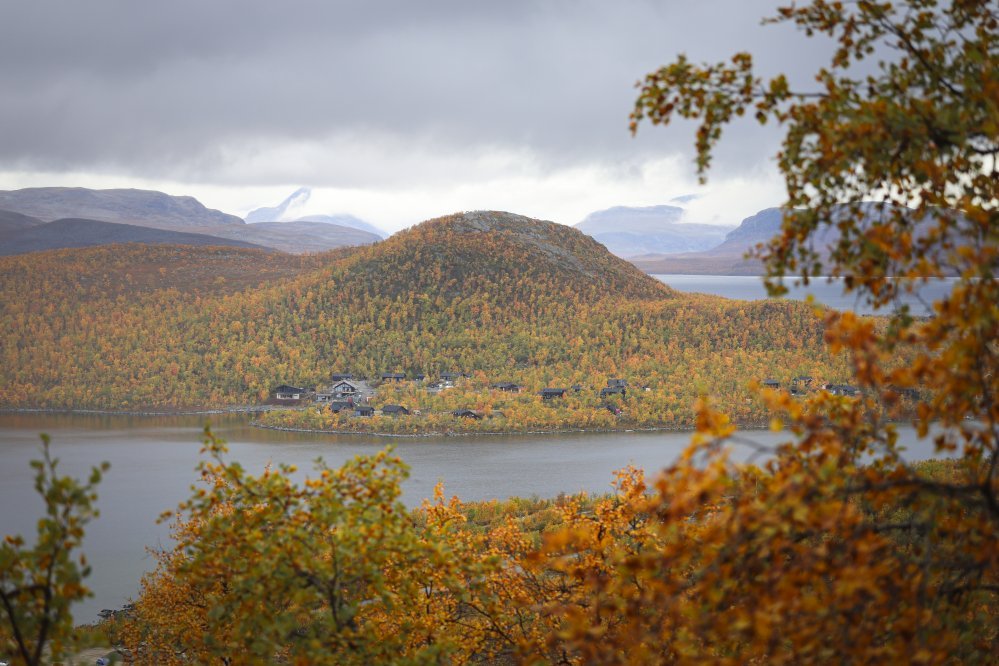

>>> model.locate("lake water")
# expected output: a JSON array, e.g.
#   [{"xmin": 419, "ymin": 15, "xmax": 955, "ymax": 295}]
[
  {"xmin": 654, "ymin": 275, "xmax": 956, "ymax": 316},
  {"xmin": 0, "ymin": 412, "xmax": 949, "ymax": 622}
]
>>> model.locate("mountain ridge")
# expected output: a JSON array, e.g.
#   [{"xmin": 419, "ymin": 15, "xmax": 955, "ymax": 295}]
[
  {"xmin": 0, "ymin": 187, "xmax": 383, "ymax": 255},
  {"xmin": 0, "ymin": 218, "xmax": 268, "ymax": 256},
  {"xmin": 0, "ymin": 209, "xmax": 44, "ymax": 236},
  {"xmin": 189, "ymin": 219, "xmax": 381, "ymax": 255},
  {"xmin": 245, "ymin": 187, "xmax": 386, "ymax": 237},
  {"xmin": 628, "ymin": 207, "xmax": 787, "ymax": 274},
  {"xmin": 0, "ymin": 187, "xmax": 244, "ymax": 228}
]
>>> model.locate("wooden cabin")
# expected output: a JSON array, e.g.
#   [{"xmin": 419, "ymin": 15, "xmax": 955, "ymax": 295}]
[
  {"xmin": 541, "ymin": 388, "xmax": 567, "ymax": 400},
  {"xmin": 273, "ymin": 384, "xmax": 307, "ymax": 400}
]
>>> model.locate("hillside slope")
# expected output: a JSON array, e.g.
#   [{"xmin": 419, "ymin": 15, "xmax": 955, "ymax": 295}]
[
  {"xmin": 0, "ymin": 209, "xmax": 44, "ymax": 236},
  {"xmin": 340, "ymin": 211, "xmax": 672, "ymax": 303},
  {"xmin": 207, "ymin": 220, "xmax": 381, "ymax": 254},
  {"xmin": 0, "ymin": 218, "xmax": 268, "ymax": 256},
  {"xmin": 0, "ymin": 244, "xmax": 323, "ymax": 300},
  {"xmin": 0, "ymin": 211, "xmax": 843, "ymax": 416},
  {"xmin": 296, "ymin": 214, "xmax": 385, "ymax": 238}
]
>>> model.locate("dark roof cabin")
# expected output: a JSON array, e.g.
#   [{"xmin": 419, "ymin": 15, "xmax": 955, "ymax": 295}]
[
  {"xmin": 354, "ymin": 405, "xmax": 374, "ymax": 417},
  {"xmin": 273, "ymin": 384, "xmax": 307, "ymax": 400},
  {"xmin": 452, "ymin": 409, "xmax": 482, "ymax": 420},
  {"xmin": 600, "ymin": 386, "xmax": 626, "ymax": 398},
  {"xmin": 331, "ymin": 373, "xmax": 354, "ymax": 381},
  {"xmin": 608, "ymin": 378, "xmax": 627, "ymax": 388},
  {"xmin": 381, "ymin": 404, "xmax": 410, "ymax": 416},
  {"xmin": 381, "ymin": 373, "xmax": 406, "ymax": 382},
  {"xmin": 541, "ymin": 388, "xmax": 567, "ymax": 400},
  {"xmin": 331, "ymin": 380, "xmax": 358, "ymax": 395},
  {"xmin": 327, "ymin": 401, "xmax": 353, "ymax": 413},
  {"xmin": 762, "ymin": 379, "xmax": 780, "ymax": 389},
  {"xmin": 791, "ymin": 376, "xmax": 814, "ymax": 394},
  {"xmin": 888, "ymin": 385, "xmax": 920, "ymax": 399},
  {"xmin": 494, "ymin": 382, "xmax": 522, "ymax": 392}
]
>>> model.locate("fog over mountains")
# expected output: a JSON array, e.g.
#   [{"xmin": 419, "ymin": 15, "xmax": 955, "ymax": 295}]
[
  {"xmin": 244, "ymin": 187, "xmax": 313, "ymax": 224},
  {"xmin": 627, "ymin": 208, "xmax": 782, "ymax": 275},
  {"xmin": 245, "ymin": 187, "xmax": 386, "ymax": 237},
  {"xmin": 575, "ymin": 204, "xmax": 734, "ymax": 257}
]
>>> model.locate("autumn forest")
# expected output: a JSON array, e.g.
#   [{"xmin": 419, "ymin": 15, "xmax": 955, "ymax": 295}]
[
  {"xmin": 1, "ymin": 0, "xmax": 995, "ymax": 663},
  {"xmin": 1, "ymin": 211, "xmax": 855, "ymax": 431}
]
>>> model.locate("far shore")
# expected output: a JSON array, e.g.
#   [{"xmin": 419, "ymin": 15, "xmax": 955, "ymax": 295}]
[
  {"xmin": 0, "ymin": 405, "xmax": 276, "ymax": 417},
  {"xmin": 248, "ymin": 416, "xmax": 783, "ymax": 439},
  {"xmin": 0, "ymin": 406, "xmax": 777, "ymax": 437},
  {"xmin": 249, "ymin": 420, "xmax": 708, "ymax": 438}
]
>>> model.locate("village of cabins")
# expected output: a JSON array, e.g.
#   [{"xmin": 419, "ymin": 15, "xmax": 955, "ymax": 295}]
[{"xmin": 269, "ymin": 373, "xmax": 862, "ymax": 422}]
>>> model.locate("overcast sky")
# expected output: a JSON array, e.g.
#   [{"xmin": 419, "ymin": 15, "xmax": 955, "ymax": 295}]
[{"xmin": 0, "ymin": 0, "xmax": 828, "ymax": 231}]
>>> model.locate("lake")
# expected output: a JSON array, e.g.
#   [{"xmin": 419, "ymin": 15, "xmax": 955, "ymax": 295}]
[
  {"xmin": 0, "ymin": 412, "xmax": 950, "ymax": 622},
  {"xmin": 653, "ymin": 274, "xmax": 956, "ymax": 316}
]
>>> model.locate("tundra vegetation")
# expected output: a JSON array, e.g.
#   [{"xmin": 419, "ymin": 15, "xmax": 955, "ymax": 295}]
[{"xmin": 1, "ymin": 0, "xmax": 996, "ymax": 663}]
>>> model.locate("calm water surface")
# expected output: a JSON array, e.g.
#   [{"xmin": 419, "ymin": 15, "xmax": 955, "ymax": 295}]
[
  {"xmin": 0, "ymin": 412, "xmax": 947, "ymax": 621},
  {"xmin": 654, "ymin": 275, "xmax": 956, "ymax": 315}
]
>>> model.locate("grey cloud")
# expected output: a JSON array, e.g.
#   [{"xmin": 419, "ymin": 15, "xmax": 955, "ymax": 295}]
[{"xmin": 0, "ymin": 0, "xmax": 826, "ymax": 185}]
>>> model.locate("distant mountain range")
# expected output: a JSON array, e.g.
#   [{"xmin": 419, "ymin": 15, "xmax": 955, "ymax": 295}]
[
  {"xmin": 574, "ymin": 205, "xmax": 734, "ymax": 258},
  {"xmin": 0, "ymin": 187, "xmax": 381, "ymax": 255},
  {"xmin": 202, "ymin": 220, "xmax": 381, "ymax": 255},
  {"xmin": 244, "ymin": 186, "xmax": 313, "ymax": 224},
  {"xmin": 627, "ymin": 204, "xmax": 956, "ymax": 275},
  {"xmin": 0, "ymin": 187, "xmax": 243, "ymax": 228},
  {"xmin": 245, "ymin": 187, "xmax": 386, "ymax": 237},
  {"xmin": 628, "ymin": 208, "xmax": 789, "ymax": 275},
  {"xmin": 295, "ymin": 214, "xmax": 385, "ymax": 238}
]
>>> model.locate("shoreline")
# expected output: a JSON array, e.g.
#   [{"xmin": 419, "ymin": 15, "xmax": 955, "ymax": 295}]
[
  {"xmin": 0, "ymin": 405, "xmax": 276, "ymax": 417},
  {"xmin": 249, "ymin": 419, "xmax": 773, "ymax": 438},
  {"xmin": 0, "ymin": 406, "xmax": 738, "ymax": 437},
  {"xmin": 2, "ymin": 408, "xmax": 919, "ymax": 440}
]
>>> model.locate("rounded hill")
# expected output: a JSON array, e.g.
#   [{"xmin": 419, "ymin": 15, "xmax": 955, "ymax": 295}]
[
  {"xmin": 0, "ymin": 210, "xmax": 840, "ymax": 411},
  {"xmin": 336, "ymin": 211, "xmax": 674, "ymax": 305}
]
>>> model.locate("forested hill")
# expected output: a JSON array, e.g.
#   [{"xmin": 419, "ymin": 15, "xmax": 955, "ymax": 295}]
[
  {"xmin": 337, "ymin": 211, "xmax": 674, "ymax": 304},
  {"xmin": 0, "ymin": 211, "xmax": 843, "ymax": 412}
]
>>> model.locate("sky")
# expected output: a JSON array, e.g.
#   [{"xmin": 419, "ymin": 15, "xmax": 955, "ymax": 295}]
[{"xmin": 0, "ymin": 1, "xmax": 829, "ymax": 233}]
